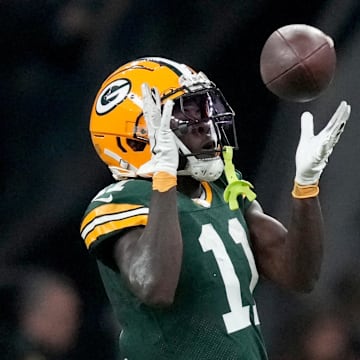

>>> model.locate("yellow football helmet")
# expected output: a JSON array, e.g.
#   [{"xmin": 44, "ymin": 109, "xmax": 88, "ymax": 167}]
[{"xmin": 90, "ymin": 56, "xmax": 237, "ymax": 180}]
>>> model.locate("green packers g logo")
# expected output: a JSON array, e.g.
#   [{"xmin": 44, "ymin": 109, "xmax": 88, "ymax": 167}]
[{"xmin": 96, "ymin": 79, "xmax": 131, "ymax": 115}]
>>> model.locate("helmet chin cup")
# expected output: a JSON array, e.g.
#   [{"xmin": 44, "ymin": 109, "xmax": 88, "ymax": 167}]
[
  {"xmin": 179, "ymin": 156, "xmax": 224, "ymax": 182},
  {"xmin": 175, "ymin": 137, "xmax": 223, "ymax": 182}
]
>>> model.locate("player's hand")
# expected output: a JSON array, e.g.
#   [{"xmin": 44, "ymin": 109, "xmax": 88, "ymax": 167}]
[
  {"xmin": 136, "ymin": 83, "xmax": 178, "ymax": 177},
  {"xmin": 295, "ymin": 100, "xmax": 351, "ymax": 185}
]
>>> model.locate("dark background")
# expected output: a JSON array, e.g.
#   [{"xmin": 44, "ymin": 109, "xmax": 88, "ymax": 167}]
[{"xmin": 1, "ymin": 0, "xmax": 360, "ymax": 358}]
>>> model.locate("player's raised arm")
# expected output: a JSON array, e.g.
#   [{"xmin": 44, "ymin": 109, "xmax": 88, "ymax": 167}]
[
  {"xmin": 113, "ymin": 84, "xmax": 182, "ymax": 307},
  {"xmin": 246, "ymin": 101, "xmax": 351, "ymax": 292}
]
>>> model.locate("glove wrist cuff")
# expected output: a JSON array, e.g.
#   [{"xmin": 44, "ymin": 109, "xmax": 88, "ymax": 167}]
[
  {"xmin": 292, "ymin": 181, "xmax": 319, "ymax": 199},
  {"xmin": 153, "ymin": 171, "xmax": 177, "ymax": 192}
]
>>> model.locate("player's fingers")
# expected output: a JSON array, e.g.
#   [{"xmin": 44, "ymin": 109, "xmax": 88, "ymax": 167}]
[
  {"xmin": 320, "ymin": 103, "xmax": 350, "ymax": 159},
  {"xmin": 151, "ymin": 86, "xmax": 161, "ymax": 108},
  {"xmin": 300, "ymin": 111, "xmax": 314, "ymax": 139},
  {"xmin": 141, "ymin": 83, "xmax": 152, "ymax": 118},
  {"xmin": 161, "ymin": 99, "xmax": 174, "ymax": 130},
  {"xmin": 327, "ymin": 102, "xmax": 351, "ymax": 144},
  {"xmin": 323, "ymin": 101, "xmax": 349, "ymax": 134},
  {"xmin": 141, "ymin": 82, "xmax": 151, "ymax": 101}
]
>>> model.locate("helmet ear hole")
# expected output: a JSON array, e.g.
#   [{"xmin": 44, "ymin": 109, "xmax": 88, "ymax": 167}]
[{"xmin": 126, "ymin": 139, "xmax": 147, "ymax": 152}]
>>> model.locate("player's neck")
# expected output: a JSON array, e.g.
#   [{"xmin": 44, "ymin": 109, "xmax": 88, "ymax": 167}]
[{"xmin": 177, "ymin": 176, "xmax": 202, "ymax": 198}]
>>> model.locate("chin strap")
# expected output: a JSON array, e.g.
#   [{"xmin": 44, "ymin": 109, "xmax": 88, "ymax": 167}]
[{"xmin": 223, "ymin": 146, "xmax": 256, "ymax": 210}]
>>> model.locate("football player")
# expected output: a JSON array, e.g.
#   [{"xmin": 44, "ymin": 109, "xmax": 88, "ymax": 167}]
[{"xmin": 80, "ymin": 57, "xmax": 350, "ymax": 359}]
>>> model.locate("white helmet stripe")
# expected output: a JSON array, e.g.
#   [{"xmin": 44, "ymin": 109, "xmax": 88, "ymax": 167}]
[{"xmin": 140, "ymin": 57, "xmax": 194, "ymax": 78}]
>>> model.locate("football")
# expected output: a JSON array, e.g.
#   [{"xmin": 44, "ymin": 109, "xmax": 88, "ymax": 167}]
[{"xmin": 260, "ymin": 24, "xmax": 336, "ymax": 102}]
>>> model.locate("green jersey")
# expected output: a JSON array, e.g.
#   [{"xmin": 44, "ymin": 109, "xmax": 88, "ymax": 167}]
[{"xmin": 80, "ymin": 175, "xmax": 268, "ymax": 359}]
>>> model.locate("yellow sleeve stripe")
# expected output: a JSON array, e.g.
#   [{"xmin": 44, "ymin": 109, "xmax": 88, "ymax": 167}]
[
  {"xmin": 83, "ymin": 213, "xmax": 148, "ymax": 249},
  {"xmin": 80, "ymin": 203, "xmax": 143, "ymax": 233},
  {"xmin": 80, "ymin": 205, "xmax": 149, "ymax": 249}
]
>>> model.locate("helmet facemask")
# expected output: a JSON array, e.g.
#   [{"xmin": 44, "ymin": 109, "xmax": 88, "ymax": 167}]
[{"xmin": 170, "ymin": 88, "xmax": 238, "ymax": 182}]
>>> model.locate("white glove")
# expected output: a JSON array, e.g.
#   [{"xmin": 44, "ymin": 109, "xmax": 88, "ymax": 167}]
[
  {"xmin": 295, "ymin": 100, "xmax": 351, "ymax": 185},
  {"xmin": 136, "ymin": 83, "xmax": 178, "ymax": 177}
]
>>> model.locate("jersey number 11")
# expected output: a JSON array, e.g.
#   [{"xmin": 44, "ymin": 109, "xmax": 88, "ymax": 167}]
[{"xmin": 199, "ymin": 218, "xmax": 260, "ymax": 334}]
